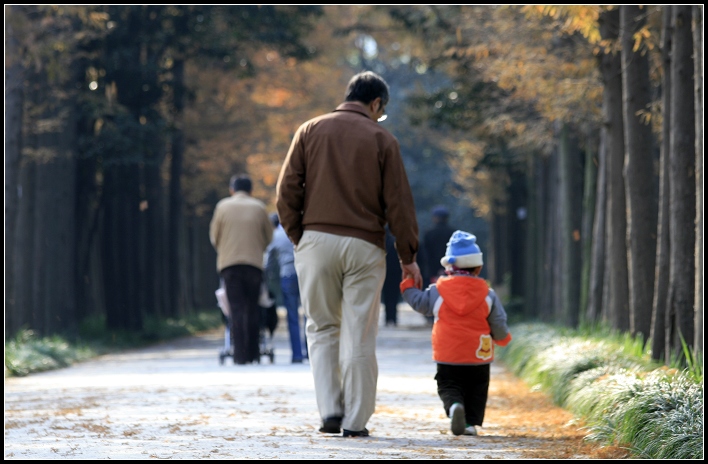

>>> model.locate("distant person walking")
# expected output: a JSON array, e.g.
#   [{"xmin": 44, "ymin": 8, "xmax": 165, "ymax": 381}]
[
  {"xmin": 381, "ymin": 227, "xmax": 401, "ymax": 327},
  {"xmin": 266, "ymin": 213, "xmax": 308, "ymax": 364},
  {"xmin": 276, "ymin": 71, "xmax": 422, "ymax": 438},
  {"xmin": 422, "ymin": 205, "xmax": 456, "ymax": 286},
  {"xmin": 421, "ymin": 205, "xmax": 456, "ymax": 325},
  {"xmin": 210, "ymin": 174, "xmax": 273, "ymax": 365},
  {"xmin": 400, "ymin": 230, "xmax": 511, "ymax": 436}
]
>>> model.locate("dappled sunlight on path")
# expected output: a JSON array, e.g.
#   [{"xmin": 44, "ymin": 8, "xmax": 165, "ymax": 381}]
[{"xmin": 5, "ymin": 304, "xmax": 627, "ymax": 459}]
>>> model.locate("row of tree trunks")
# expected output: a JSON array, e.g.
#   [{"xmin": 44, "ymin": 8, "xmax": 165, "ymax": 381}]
[
  {"xmin": 168, "ymin": 58, "xmax": 186, "ymax": 319},
  {"xmin": 5, "ymin": 10, "xmax": 23, "ymax": 332},
  {"xmin": 10, "ymin": 64, "xmax": 79, "ymax": 337}
]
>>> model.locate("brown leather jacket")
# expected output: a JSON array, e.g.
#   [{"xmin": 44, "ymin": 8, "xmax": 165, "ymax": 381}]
[{"xmin": 276, "ymin": 102, "xmax": 419, "ymax": 265}]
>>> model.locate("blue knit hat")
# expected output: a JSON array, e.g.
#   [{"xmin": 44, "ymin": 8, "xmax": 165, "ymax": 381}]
[
  {"xmin": 440, "ymin": 230, "xmax": 483, "ymax": 269},
  {"xmin": 431, "ymin": 205, "xmax": 449, "ymax": 219}
]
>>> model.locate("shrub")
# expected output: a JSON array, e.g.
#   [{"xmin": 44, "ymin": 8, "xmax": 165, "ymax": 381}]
[{"xmin": 496, "ymin": 322, "xmax": 703, "ymax": 460}]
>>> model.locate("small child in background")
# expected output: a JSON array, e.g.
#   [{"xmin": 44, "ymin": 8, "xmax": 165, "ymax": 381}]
[{"xmin": 400, "ymin": 230, "xmax": 512, "ymax": 436}]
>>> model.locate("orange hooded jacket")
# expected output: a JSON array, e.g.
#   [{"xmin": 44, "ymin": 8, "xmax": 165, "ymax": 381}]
[{"xmin": 401, "ymin": 274, "xmax": 512, "ymax": 365}]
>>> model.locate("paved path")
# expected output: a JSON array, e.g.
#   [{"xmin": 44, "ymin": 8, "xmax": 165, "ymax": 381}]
[{"xmin": 5, "ymin": 305, "xmax": 596, "ymax": 459}]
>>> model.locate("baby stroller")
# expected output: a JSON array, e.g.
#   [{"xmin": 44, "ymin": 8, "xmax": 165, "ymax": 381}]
[{"xmin": 216, "ymin": 282, "xmax": 278, "ymax": 365}]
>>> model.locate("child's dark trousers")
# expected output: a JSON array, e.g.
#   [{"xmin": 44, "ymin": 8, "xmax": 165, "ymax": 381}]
[{"xmin": 435, "ymin": 363, "xmax": 490, "ymax": 427}]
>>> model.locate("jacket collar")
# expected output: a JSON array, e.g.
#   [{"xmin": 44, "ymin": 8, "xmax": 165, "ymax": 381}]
[{"xmin": 333, "ymin": 101, "xmax": 371, "ymax": 119}]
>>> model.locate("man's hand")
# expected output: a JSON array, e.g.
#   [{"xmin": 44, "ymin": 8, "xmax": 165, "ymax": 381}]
[{"xmin": 400, "ymin": 261, "xmax": 422, "ymax": 289}]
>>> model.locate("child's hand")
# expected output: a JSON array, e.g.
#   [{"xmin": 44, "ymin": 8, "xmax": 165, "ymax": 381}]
[
  {"xmin": 399, "ymin": 276, "xmax": 417, "ymax": 293},
  {"xmin": 400, "ymin": 261, "xmax": 422, "ymax": 289}
]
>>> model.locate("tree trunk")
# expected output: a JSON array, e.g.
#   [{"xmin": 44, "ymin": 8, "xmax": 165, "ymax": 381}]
[
  {"xmin": 559, "ymin": 124, "xmax": 583, "ymax": 328},
  {"xmin": 188, "ymin": 214, "xmax": 219, "ymax": 309},
  {"xmin": 580, "ymin": 139, "xmax": 598, "ymax": 325},
  {"xmin": 666, "ymin": 5, "xmax": 696, "ymax": 362},
  {"xmin": 168, "ymin": 58, "xmax": 186, "ymax": 317},
  {"xmin": 49, "ymin": 113, "xmax": 78, "ymax": 335},
  {"xmin": 620, "ymin": 5, "xmax": 659, "ymax": 344},
  {"xmin": 31, "ymin": 159, "xmax": 51, "ymax": 336},
  {"xmin": 650, "ymin": 6, "xmax": 672, "ymax": 362},
  {"xmin": 14, "ymin": 159, "xmax": 37, "ymax": 335},
  {"xmin": 692, "ymin": 5, "xmax": 703, "ymax": 356},
  {"xmin": 586, "ymin": 129, "xmax": 606, "ymax": 323},
  {"xmin": 523, "ymin": 154, "xmax": 542, "ymax": 319},
  {"xmin": 540, "ymin": 145, "xmax": 561, "ymax": 322},
  {"xmin": 4, "ymin": 8, "xmax": 24, "ymax": 336},
  {"xmin": 143, "ymin": 151, "xmax": 165, "ymax": 318},
  {"xmin": 507, "ymin": 168, "xmax": 526, "ymax": 301},
  {"xmin": 488, "ymin": 211, "xmax": 503, "ymax": 287},
  {"xmin": 103, "ymin": 164, "xmax": 144, "ymax": 331},
  {"xmin": 600, "ymin": 8, "xmax": 630, "ymax": 331}
]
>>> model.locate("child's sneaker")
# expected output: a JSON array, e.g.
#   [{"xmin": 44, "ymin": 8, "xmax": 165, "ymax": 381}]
[
  {"xmin": 463, "ymin": 425, "xmax": 477, "ymax": 436},
  {"xmin": 449, "ymin": 403, "xmax": 465, "ymax": 436}
]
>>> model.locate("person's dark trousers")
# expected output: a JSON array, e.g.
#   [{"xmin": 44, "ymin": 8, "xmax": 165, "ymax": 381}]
[
  {"xmin": 281, "ymin": 274, "xmax": 305, "ymax": 362},
  {"xmin": 221, "ymin": 264, "xmax": 263, "ymax": 364},
  {"xmin": 382, "ymin": 289, "xmax": 399, "ymax": 325},
  {"xmin": 435, "ymin": 363, "xmax": 490, "ymax": 427}
]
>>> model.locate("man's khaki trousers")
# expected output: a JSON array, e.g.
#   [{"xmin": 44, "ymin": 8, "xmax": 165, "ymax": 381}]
[{"xmin": 294, "ymin": 230, "xmax": 386, "ymax": 432}]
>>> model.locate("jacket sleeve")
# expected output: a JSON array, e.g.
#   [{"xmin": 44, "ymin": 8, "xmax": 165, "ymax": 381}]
[
  {"xmin": 209, "ymin": 203, "xmax": 221, "ymax": 249},
  {"xmin": 382, "ymin": 139, "xmax": 419, "ymax": 265},
  {"xmin": 265, "ymin": 241, "xmax": 278, "ymax": 272},
  {"xmin": 487, "ymin": 288, "xmax": 512, "ymax": 346},
  {"xmin": 262, "ymin": 209, "xmax": 273, "ymax": 248},
  {"xmin": 276, "ymin": 125, "xmax": 307, "ymax": 246},
  {"xmin": 400, "ymin": 278, "xmax": 440, "ymax": 317}
]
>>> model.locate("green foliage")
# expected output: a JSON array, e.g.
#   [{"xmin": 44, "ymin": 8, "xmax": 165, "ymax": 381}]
[
  {"xmin": 5, "ymin": 309, "xmax": 223, "ymax": 378},
  {"xmin": 677, "ymin": 331, "xmax": 703, "ymax": 383},
  {"xmin": 496, "ymin": 322, "xmax": 704, "ymax": 459},
  {"xmin": 574, "ymin": 370, "xmax": 703, "ymax": 459},
  {"xmin": 5, "ymin": 330, "xmax": 96, "ymax": 378}
]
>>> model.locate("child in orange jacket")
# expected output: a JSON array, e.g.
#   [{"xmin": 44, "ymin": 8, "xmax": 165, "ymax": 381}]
[{"xmin": 400, "ymin": 230, "xmax": 512, "ymax": 436}]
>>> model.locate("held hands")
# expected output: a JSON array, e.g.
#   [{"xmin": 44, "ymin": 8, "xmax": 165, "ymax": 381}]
[{"xmin": 400, "ymin": 261, "xmax": 423, "ymax": 289}]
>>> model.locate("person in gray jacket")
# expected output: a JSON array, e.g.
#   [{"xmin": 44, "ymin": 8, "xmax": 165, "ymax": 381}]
[
  {"xmin": 276, "ymin": 71, "xmax": 422, "ymax": 438},
  {"xmin": 266, "ymin": 213, "xmax": 307, "ymax": 364}
]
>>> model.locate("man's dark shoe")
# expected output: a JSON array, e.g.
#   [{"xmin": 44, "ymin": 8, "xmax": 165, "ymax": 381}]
[
  {"xmin": 319, "ymin": 416, "xmax": 342, "ymax": 434},
  {"xmin": 342, "ymin": 428, "xmax": 369, "ymax": 438}
]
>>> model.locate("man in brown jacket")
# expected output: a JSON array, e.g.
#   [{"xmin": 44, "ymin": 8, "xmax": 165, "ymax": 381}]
[
  {"xmin": 210, "ymin": 174, "xmax": 273, "ymax": 365},
  {"xmin": 276, "ymin": 71, "xmax": 422, "ymax": 437}
]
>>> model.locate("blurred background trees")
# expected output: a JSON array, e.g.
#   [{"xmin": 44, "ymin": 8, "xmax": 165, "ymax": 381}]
[{"xmin": 4, "ymin": 5, "xmax": 703, "ymax": 365}]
